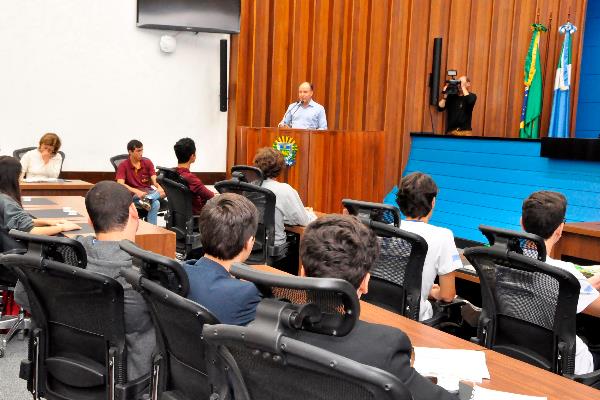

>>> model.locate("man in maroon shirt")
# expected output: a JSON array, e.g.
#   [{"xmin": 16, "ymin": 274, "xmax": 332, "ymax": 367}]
[
  {"xmin": 116, "ymin": 139, "xmax": 165, "ymax": 225},
  {"xmin": 174, "ymin": 138, "xmax": 214, "ymax": 215}
]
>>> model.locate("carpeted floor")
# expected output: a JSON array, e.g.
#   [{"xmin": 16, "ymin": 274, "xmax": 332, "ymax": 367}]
[{"xmin": 0, "ymin": 335, "xmax": 31, "ymax": 400}]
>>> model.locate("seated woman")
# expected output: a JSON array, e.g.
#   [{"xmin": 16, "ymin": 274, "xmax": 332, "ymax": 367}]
[
  {"xmin": 19, "ymin": 133, "xmax": 63, "ymax": 180},
  {"xmin": 253, "ymin": 147, "xmax": 316, "ymax": 246},
  {"xmin": 0, "ymin": 156, "xmax": 80, "ymax": 250}
]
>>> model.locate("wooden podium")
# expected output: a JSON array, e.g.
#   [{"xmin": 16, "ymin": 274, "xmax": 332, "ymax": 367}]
[{"xmin": 235, "ymin": 127, "xmax": 386, "ymax": 213}]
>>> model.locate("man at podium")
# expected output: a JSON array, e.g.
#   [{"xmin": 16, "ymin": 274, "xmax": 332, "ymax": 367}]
[{"xmin": 278, "ymin": 82, "xmax": 328, "ymax": 130}]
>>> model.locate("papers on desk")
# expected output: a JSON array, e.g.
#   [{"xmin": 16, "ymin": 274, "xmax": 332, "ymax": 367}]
[
  {"xmin": 22, "ymin": 177, "xmax": 65, "ymax": 183},
  {"xmin": 469, "ymin": 385, "xmax": 546, "ymax": 400},
  {"xmin": 413, "ymin": 347, "xmax": 490, "ymax": 383},
  {"xmin": 575, "ymin": 264, "xmax": 600, "ymax": 278}
]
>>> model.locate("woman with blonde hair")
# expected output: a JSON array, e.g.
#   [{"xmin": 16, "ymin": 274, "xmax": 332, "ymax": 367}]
[{"xmin": 19, "ymin": 133, "xmax": 63, "ymax": 180}]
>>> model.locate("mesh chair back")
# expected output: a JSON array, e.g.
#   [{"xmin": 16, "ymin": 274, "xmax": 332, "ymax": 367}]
[
  {"xmin": 480, "ymin": 225, "xmax": 546, "ymax": 261},
  {"xmin": 464, "ymin": 245, "xmax": 579, "ymax": 374},
  {"xmin": 110, "ymin": 154, "xmax": 129, "ymax": 172},
  {"xmin": 230, "ymin": 264, "xmax": 359, "ymax": 336},
  {"xmin": 342, "ymin": 199, "xmax": 401, "ymax": 227},
  {"xmin": 157, "ymin": 175, "xmax": 194, "ymax": 242},
  {"xmin": 361, "ymin": 221, "xmax": 427, "ymax": 320},
  {"xmin": 2, "ymin": 253, "xmax": 126, "ymax": 399},
  {"xmin": 231, "ymin": 165, "xmax": 265, "ymax": 186},
  {"xmin": 13, "ymin": 147, "xmax": 66, "ymax": 176},
  {"xmin": 203, "ymin": 299, "xmax": 411, "ymax": 400},
  {"xmin": 121, "ymin": 268, "xmax": 219, "ymax": 400},
  {"xmin": 9, "ymin": 229, "xmax": 87, "ymax": 268},
  {"xmin": 214, "ymin": 180, "xmax": 276, "ymax": 265},
  {"xmin": 119, "ymin": 239, "xmax": 189, "ymax": 297}
]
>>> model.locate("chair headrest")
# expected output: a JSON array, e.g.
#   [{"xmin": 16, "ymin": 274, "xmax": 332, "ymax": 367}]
[
  {"xmin": 342, "ymin": 199, "xmax": 401, "ymax": 227},
  {"xmin": 230, "ymin": 263, "xmax": 359, "ymax": 336},
  {"xmin": 8, "ymin": 229, "xmax": 87, "ymax": 268},
  {"xmin": 479, "ymin": 225, "xmax": 546, "ymax": 261},
  {"xmin": 119, "ymin": 239, "xmax": 190, "ymax": 296}
]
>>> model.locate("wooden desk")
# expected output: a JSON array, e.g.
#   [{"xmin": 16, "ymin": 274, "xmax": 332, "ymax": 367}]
[
  {"xmin": 553, "ymin": 222, "xmax": 600, "ymax": 264},
  {"xmin": 21, "ymin": 180, "xmax": 93, "ymax": 197},
  {"xmin": 23, "ymin": 196, "xmax": 176, "ymax": 258},
  {"xmin": 253, "ymin": 264, "xmax": 600, "ymax": 399}
]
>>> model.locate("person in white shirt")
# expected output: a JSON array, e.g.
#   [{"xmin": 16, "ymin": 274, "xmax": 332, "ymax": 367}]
[
  {"xmin": 19, "ymin": 133, "xmax": 63, "ymax": 180},
  {"xmin": 253, "ymin": 147, "xmax": 316, "ymax": 246},
  {"xmin": 521, "ymin": 190, "xmax": 600, "ymax": 374},
  {"xmin": 395, "ymin": 172, "xmax": 463, "ymax": 321}
]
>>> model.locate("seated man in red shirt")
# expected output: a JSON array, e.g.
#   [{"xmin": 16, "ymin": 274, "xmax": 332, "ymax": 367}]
[
  {"xmin": 116, "ymin": 139, "xmax": 165, "ymax": 225},
  {"xmin": 174, "ymin": 137, "xmax": 215, "ymax": 215}
]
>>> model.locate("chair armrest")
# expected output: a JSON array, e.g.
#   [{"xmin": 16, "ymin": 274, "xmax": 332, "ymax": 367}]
[
  {"xmin": 565, "ymin": 370, "xmax": 600, "ymax": 389},
  {"xmin": 267, "ymin": 242, "xmax": 290, "ymax": 258}
]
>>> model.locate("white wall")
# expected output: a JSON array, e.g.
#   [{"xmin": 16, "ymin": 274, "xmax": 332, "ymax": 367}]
[{"xmin": 0, "ymin": 0, "xmax": 228, "ymax": 172}]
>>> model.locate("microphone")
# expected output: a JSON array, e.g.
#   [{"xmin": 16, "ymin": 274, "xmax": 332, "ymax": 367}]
[{"xmin": 281, "ymin": 100, "xmax": 302, "ymax": 128}]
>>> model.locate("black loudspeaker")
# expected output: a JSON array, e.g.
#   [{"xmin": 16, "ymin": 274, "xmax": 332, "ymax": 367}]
[
  {"xmin": 220, "ymin": 39, "xmax": 228, "ymax": 112},
  {"xmin": 429, "ymin": 37, "xmax": 442, "ymax": 106}
]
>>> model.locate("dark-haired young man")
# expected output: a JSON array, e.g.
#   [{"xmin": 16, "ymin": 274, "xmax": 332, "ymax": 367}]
[
  {"xmin": 521, "ymin": 191, "xmax": 600, "ymax": 374},
  {"xmin": 183, "ymin": 193, "xmax": 261, "ymax": 325},
  {"xmin": 173, "ymin": 137, "xmax": 214, "ymax": 215},
  {"xmin": 116, "ymin": 139, "xmax": 165, "ymax": 225},
  {"xmin": 298, "ymin": 215, "xmax": 456, "ymax": 400},
  {"xmin": 14, "ymin": 181, "xmax": 156, "ymax": 380},
  {"xmin": 253, "ymin": 147, "xmax": 315, "ymax": 246},
  {"xmin": 396, "ymin": 172, "xmax": 462, "ymax": 321}
]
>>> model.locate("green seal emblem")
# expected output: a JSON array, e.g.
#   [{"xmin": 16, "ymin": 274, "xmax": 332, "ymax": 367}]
[{"xmin": 272, "ymin": 136, "xmax": 298, "ymax": 166}]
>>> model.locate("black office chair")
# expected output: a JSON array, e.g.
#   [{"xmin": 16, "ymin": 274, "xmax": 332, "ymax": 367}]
[
  {"xmin": 215, "ymin": 180, "xmax": 289, "ymax": 266},
  {"xmin": 156, "ymin": 168, "xmax": 202, "ymax": 260},
  {"xmin": 479, "ymin": 225, "xmax": 547, "ymax": 261},
  {"xmin": 0, "ymin": 252, "xmax": 150, "ymax": 400},
  {"xmin": 464, "ymin": 237, "xmax": 600, "ymax": 388},
  {"xmin": 0, "ymin": 247, "xmax": 24, "ymax": 358},
  {"xmin": 109, "ymin": 154, "xmax": 129, "ymax": 172},
  {"xmin": 121, "ymin": 268, "xmax": 226, "ymax": 400},
  {"xmin": 360, "ymin": 221, "xmax": 427, "ymax": 320},
  {"xmin": 0, "ymin": 230, "xmax": 87, "ymax": 357},
  {"xmin": 119, "ymin": 239, "xmax": 189, "ymax": 297},
  {"xmin": 13, "ymin": 146, "xmax": 66, "ymax": 177},
  {"xmin": 203, "ymin": 297, "xmax": 412, "ymax": 400},
  {"xmin": 230, "ymin": 165, "xmax": 264, "ymax": 186},
  {"xmin": 342, "ymin": 199, "xmax": 401, "ymax": 227}
]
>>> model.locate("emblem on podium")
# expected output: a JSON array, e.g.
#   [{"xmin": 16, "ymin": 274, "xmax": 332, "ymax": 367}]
[{"xmin": 272, "ymin": 136, "xmax": 298, "ymax": 166}]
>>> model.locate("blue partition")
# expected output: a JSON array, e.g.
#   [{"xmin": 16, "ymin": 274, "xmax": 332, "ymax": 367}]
[{"xmin": 395, "ymin": 134, "xmax": 600, "ymax": 243}]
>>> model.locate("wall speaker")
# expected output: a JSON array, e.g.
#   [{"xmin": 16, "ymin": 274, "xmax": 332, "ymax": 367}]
[
  {"xmin": 220, "ymin": 39, "xmax": 228, "ymax": 112},
  {"xmin": 429, "ymin": 37, "xmax": 442, "ymax": 106}
]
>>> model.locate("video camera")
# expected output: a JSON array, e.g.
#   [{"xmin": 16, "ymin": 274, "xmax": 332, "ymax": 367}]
[{"xmin": 443, "ymin": 69, "xmax": 461, "ymax": 96}]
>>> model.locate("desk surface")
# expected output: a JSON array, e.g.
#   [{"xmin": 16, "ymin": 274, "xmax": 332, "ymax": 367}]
[
  {"xmin": 23, "ymin": 196, "xmax": 176, "ymax": 258},
  {"xmin": 253, "ymin": 264, "xmax": 599, "ymax": 399},
  {"xmin": 20, "ymin": 180, "xmax": 93, "ymax": 197}
]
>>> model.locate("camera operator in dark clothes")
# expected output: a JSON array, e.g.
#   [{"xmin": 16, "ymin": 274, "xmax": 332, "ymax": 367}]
[{"xmin": 437, "ymin": 74, "xmax": 477, "ymax": 135}]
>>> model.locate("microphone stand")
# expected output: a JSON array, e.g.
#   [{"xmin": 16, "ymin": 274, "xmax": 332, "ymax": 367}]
[{"xmin": 287, "ymin": 101, "xmax": 303, "ymax": 128}]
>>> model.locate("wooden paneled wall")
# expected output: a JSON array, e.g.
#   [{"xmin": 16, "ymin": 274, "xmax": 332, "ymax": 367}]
[{"xmin": 227, "ymin": 0, "xmax": 587, "ymax": 193}]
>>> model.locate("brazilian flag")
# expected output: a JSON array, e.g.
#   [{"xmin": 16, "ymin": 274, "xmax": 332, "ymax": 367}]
[{"xmin": 519, "ymin": 23, "xmax": 547, "ymax": 139}]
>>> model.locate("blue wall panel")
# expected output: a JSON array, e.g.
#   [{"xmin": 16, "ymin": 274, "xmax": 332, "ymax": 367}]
[
  {"xmin": 400, "ymin": 136, "xmax": 600, "ymax": 243},
  {"xmin": 576, "ymin": 3, "xmax": 600, "ymax": 137}
]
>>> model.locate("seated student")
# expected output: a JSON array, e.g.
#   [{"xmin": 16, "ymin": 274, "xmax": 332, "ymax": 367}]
[
  {"xmin": 0, "ymin": 156, "xmax": 80, "ymax": 245},
  {"xmin": 183, "ymin": 193, "xmax": 261, "ymax": 325},
  {"xmin": 297, "ymin": 215, "xmax": 456, "ymax": 400},
  {"xmin": 116, "ymin": 139, "xmax": 165, "ymax": 225},
  {"xmin": 173, "ymin": 137, "xmax": 214, "ymax": 215},
  {"xmin": 396, "ymin": 172, "xmax": 463, "ymax": 321},
  {"xmin": 19, "ymin": 133, "xmax": 64, "ymax": 181},
  {"xmin": 521, "ymin": 190, "xmax": 600, "ymax": 374},
  {"xmin": 14, "ymin": 181, "xmax": 156, "ymax": 381},
  {"xmin": 253, "ymin": 147, "xmax": 316, "ymax": 246}
]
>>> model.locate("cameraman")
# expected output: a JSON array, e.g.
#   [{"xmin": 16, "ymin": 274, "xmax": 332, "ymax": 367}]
[{"xmin": 437, "ymin": 76, "xmax": 477, "ymax": 135}]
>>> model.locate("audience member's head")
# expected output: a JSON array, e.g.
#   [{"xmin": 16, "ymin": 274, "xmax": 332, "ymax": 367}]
[
  {"xmin": 0, "ymin": 156, "xmax": 23, "ymax": 204},
  {"xmin": 300, "ymin": 214, "xmax": 379, "ymax": 296},
  {"xmin": 85, "ymin": 181, "xmax": 139, "ymax": 238},
  {"xmin": 396, "ymin": 172, "xmax": 438, "ymax": 219},
  {"xmin": 38, "ymin": 133, "xmax": 61, "ymax": 155},
  {"xmin": 253, "ymin": 147, "xmax": 284, "ymax": 179},
  {"xmin": 174, "ymin": 137, "xmax": 197, "ymax": 164},
  {"xmin": 521, "ymin": 191, "xmax": 567, "ymax": 241},
  {"xmin": 199, "ymin": 193, "xmax": 258, "ymax": 261}
]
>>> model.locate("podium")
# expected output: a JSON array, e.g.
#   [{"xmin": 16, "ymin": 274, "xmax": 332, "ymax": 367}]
[{"xmin": 234, "ymin": 127, "xmax": 386, "ymax": 213}]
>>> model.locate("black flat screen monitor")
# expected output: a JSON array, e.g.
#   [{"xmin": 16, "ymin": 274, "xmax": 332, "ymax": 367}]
[{"xmin": 137, "ymin": 0, "xmax": 240, "ymax": 34}]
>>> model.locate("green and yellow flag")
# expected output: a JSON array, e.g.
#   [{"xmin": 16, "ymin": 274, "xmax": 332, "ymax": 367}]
[{"xmin": 519, "ymin": 23, "xmax": 547, "ymax": 139}]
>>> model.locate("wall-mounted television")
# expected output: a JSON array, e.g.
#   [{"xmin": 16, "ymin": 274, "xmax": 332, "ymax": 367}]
[{"xmin": 137, "ymin": 0, "xmax": 240, "ymax": 34}]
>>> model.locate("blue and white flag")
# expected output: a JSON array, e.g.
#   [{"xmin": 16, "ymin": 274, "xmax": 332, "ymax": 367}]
[{"xmin": 548, "ymin": 22, "xmax": 577, "ymax": 138}]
